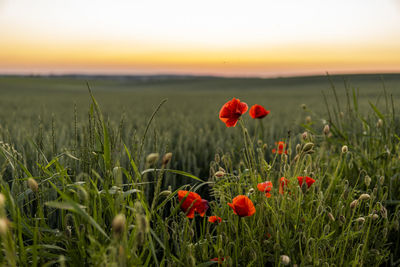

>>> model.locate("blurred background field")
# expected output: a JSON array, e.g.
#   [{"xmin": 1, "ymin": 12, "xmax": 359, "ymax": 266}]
[{"xmin": 1, "ymin": 74, "xmax": 399, "ymax": 182}]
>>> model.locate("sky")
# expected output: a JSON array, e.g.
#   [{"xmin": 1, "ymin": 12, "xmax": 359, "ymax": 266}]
[{"xmin": 1, "ymin": 0, "xmax": 400, "ymax": 77}]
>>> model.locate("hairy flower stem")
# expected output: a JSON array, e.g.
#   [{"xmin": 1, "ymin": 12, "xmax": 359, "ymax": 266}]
[{"xmin": 239, "ymin": 119, "xmax": 257, "ymax": 180}]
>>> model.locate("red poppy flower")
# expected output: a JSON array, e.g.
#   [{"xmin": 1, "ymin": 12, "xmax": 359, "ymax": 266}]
[
  {"xmin": 208, "ymin": 216, "xmax": 222, "ymax": 223},
  {"xmin": 228, "ymin": 195, "xmax": 256, "ymax": 217},
  {"xmin": 210, "ymin": 257, "xmax": 225, "ymax": 264},
  {"xmin": 219, "ymin": 98, "xmax": 248, "ymax": 127},
  {"xmin": 279, "ymin": 177, "xmax": 289, "ymax": 195},
  {"xmin": 297, "ymin": 176, "xmax": 315, "ymax": 188},
  {"xmin": 272, "ymin": 141, "xmax": 288, "ymax": 155},
  {"xmin": 249, "ymin": 104, "xmax": 270, "ymax": 119},
  {"xmin": 257, "ymin": 181, "xmax": 273, "ymax": 198},
  {"xmin": 178, "ymin": 190, "xmax": 208, "ymax": 218}
]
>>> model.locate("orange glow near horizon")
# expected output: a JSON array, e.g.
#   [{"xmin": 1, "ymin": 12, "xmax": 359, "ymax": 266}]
[{"xmin": 1, "ymin": 0, "xmax": 400, "ymax": 77}]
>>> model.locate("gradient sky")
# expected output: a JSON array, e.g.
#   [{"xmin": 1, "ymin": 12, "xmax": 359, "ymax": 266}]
[{"xmin": 1, "ymin": 0, "xmax": 400, "ymax": 77}]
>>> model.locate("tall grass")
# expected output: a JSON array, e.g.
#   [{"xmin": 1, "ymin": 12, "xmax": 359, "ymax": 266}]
[{"xmin": 0, "ymin": 75, "xmax": 398, "ymax": 265}]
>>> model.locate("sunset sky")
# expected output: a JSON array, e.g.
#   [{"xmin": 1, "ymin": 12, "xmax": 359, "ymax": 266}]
[{"xmin": 1, "ymin": 0, "xmax": 400, "ymax": 77}]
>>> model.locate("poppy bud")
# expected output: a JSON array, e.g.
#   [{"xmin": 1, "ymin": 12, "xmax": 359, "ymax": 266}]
[
  {"xmin": 215, "ymin": 170, "xmax": 225, "ymax": 178},
  {"xmin": 379, "ymin": 176, "xmax": 385, "ymax": 185},
  {"xmin": 159, "ymin": 190, "xmax": 172, "ymax": 197},
  {"xmin": 369, "ymin": 214, "xmax": 379, "ymax": 220},
  {"xmin": 112, "ymin": 214, "xmax": 126, "ymax": 236},
  {"xmin": 214, "ymin": 154, "xmax": 220, "ymax": 163},
  {"xmin": 350, "ymin": 200, "xmax": 358, "ymax": 209},
  {"xmin": 301, "ymin": 104, "xmax": 307, "ymax": 110},
  {"xmin": 359, "ymin": 194, "xmax": 370, "ymax": 201},
  {"xmin": 162, "ymin": 152, "xmax": 172, "ymax": 166},
  {"xmin": 280, "ymin": 255, "xmax": 290, "ymax": 266},
  {"xmin": 364, "ymin": 176, "xmax": 371, "ymax": 187},
  {"xmin": 323, "ymin": 125, "xmax": 330, "ymax": 135},
  {"xmin": 376, "ymin": 119, "xmax": 383, "ymax": 128},
  {"xmin": 28, "ymin": 178, "xmax": 38, "ymax": 193},
  {"xmin": 0, "ymin": 193, "xmax": 5, "ymax": 209},
  {"xmin": 0, "ymin": 218, "xmax": 9, "ymax": 235},
  {"xmin": 77, "ymin": 186, "xmax": 88, "ymax": 203},
  {"xmin": 303, "ymin": 142, "xmax": 314, "ymax": 152},
  {"xmin": 380, "ymin": 206, "xmax": 387, "ymax": 219},
  {"xmin": 341, "ymin": 145, "xmax": 348, "ymax": 153},
  {"xmin": 305, "ymin": 116, "xmax": 312, "ymax": 124},
  {"xmin": 302, "ymin": 131, "xmax": 308, "ymax": 140},
  {"xmin": 339, "ymin": 215, "xmax": 346, "ymax": 224},
  {"xmin": 340, "ymin": 111, "xmax": 344, "ymax": 118},
  {"xmin": 146, "ymin": 153, "xmax": 159, "ymax": 165},
  {"xmin": 257, "ymin": 140, "xmax": 263, "ymax": 146},
  {"xmin": 296, "ymin": 144, "xmax": 301, "ymax": 154},
  {"xmin": 263, "ymin": 144, "xmax": 268, "ymax": 150},
  {"xmin": 355, "ymin": 217, "xmax": 365, "ymax": 224},
  {"xmin": 328, "ymin": 212, "xmax": 335, "ymax": 222}
]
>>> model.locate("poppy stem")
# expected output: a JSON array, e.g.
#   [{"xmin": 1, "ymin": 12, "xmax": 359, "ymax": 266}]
[{"xmin": 258, "ymin": 119, "xmax": 264, "ymax": 140}]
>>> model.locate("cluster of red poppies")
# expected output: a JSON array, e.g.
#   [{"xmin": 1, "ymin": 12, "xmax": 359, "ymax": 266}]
[
  {"xmin": 178, "ymin": 176, "xmax": 315, "ymax": 221},
  {"xmin": 176, "ymin": 98, "xmax": 316, "ymax": 262}
]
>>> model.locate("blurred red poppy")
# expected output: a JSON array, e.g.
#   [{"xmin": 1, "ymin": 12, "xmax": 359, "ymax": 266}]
[
  {"xmin": 210, "ymin": 257, "xmax": 225, "ymax": 264},
  {"xmin": 228, "ymin": 195, "xmax": 256, "ymax": 217},
  {"xmin": 219, "ymin": 98, "xmax": 248, "ymax": 127},
  {"xmin": 249, "ymin": 104, "xmax": 270, "ymax": 119},
  {"xmin": 272, "ymin": 141, "xmax": 288, "ymax": 155},
  {"xmin": 208, "ymin": 216, "xmax": 222, "ymax": 223},
  {"xmin": 279, "ymin": 177, "xmax": 289, "ymax": 195},
  {"xmin": 297, "ymin": 176, "xmax": 315, "ymax": 188},
  {"xmin": 257, "ymin": 181, "xmax": 273, "ymax": 198},
  {"xmin": 178, "ymin": 190, "xmax": 208, "ymax": 218}
]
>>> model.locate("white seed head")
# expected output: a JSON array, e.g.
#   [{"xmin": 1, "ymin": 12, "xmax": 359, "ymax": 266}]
[
  {"xmin": 280, "ymin": 255, "xmax": 290, "ymax": 266},
  {"xmin": 341, "ymin": 145, "xmax": 348, "ymax": 153}
]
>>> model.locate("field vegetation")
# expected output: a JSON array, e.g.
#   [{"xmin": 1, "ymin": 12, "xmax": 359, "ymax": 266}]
[{"xmin": 0, "ymin": 74, "xmax": 399, "ymax": 266}]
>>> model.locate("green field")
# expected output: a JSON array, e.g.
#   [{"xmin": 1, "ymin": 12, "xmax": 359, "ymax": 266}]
[{"xmin": 0, "ymin": 74, "xmax": 399, "ymax": 266}]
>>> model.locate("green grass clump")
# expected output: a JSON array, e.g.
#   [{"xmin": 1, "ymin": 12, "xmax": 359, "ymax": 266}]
[{"xmin": 0, "ymin": 74, "xmax": 399, "ymax": 266}]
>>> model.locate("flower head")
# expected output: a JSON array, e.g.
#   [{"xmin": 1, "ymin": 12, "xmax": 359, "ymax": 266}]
[
  {"xmin": 272, "ymin": 141, "xmax": 288, "ymax": 155},
  {"xmin": 257, "ymin": 181, "xmax": 273, "ymax": 198},
  {"xmin": 228, "ymin": 195, "xmax": 256, "ymax": 217},
  {"xmin": 178, "ymin": 190, "xmax": 208, "ymax": 218},
  {"xmin": 219, "ymin": 98, "xmax": 248, "ymax": 127},
  {"xmin": 208, "ymin": 215, "xmax": 222, "ymax": 223},
  {"xmin": 210, "ymin": 257, "xmax": 225, "ymax": 264},
  {"xmin": 279, "ymin": 177, "xmax": 289, "ymax": 195},
  {"xmin": 297, "ymin": 176, "xmax": 315, "ymax": 188},
  {"xmin": 249, "ymin": 104, "xmax": 270, "ymax": 119}
]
